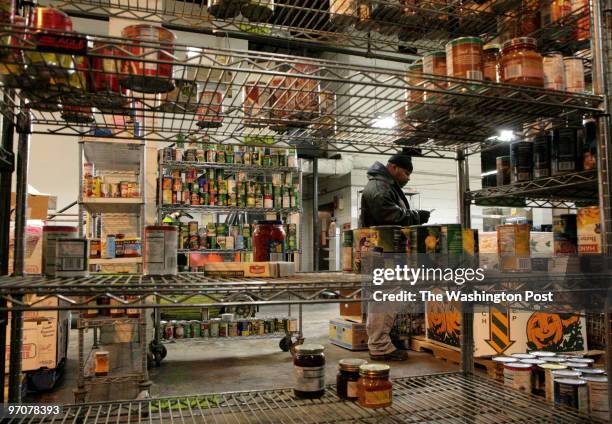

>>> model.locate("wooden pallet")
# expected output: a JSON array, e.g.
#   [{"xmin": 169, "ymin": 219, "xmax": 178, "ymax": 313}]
[{"xmin": 410, "ymin": 335, "xmax": 497, "ymax": 377}]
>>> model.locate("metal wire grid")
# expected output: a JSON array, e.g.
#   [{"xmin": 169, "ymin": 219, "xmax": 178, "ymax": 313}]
[
  {"xmin": 49, "ymin": 0, "xmax": 503, "ymax": 54},
  {"xmin": 0, "ymin": 26, "xmax": 603, "ymax": 153},
  {"xmin": 467, "ymin": 169, "xmax": 599, "ymax": 206},
  {"xmin": 16, "ymin": 373, "xmax": 602, "ymax": 423},
  {"xmin": 161, "ymin": 160, "xmax": 300, "ymax": 173},
  {"xmin": 160, "ymin": 205, "xmax": 301, "ymax": 214},
  {"xmin": 48, "ymin": 0, "xmax": 593, "ymax": 57}
]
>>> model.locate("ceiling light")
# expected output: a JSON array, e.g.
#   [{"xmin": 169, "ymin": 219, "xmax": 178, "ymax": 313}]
[{"xmin": 372, "ymin": 115, "xmax": 396, "ymax": 129}]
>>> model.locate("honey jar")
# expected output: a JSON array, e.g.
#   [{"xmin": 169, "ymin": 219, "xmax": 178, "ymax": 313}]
[
  {"xmin": 357, "ymin": 364, "xmax": 392, "ymax": 409},
  {"xmin": 95, "ymin": 351, "xmax": 109, "ymax": 376}
]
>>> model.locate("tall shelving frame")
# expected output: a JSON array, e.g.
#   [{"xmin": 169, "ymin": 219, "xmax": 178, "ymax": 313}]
[{"xmin": 0, "ymin": 0, "xmax": 609, "ymax": 420}]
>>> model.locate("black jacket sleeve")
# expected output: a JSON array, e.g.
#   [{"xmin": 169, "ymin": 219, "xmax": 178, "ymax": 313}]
[{"xmin": 371, "ymin": 189, "xmax": 421, "ymax": 226}]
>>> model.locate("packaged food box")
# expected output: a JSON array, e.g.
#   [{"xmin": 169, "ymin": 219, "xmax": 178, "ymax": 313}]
[{"xmin": 577, "ymin": 206, "xmax": 601, "ymax": 254}]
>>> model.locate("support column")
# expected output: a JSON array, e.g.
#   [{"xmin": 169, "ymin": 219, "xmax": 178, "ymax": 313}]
[
  {"xmin": 457, "ymin": 149, "xmax": 474, "ymax": 374},
  {"xmin": 591, "ymin": 0, "xmax": 612, "ymax": 420},
  {"xmin": 312, "ymin": 157, "xmax": 319, "ymax": 272},
  {"xmin": 9, "ymin": 107, "xmax": 31, "ymax": 402}
]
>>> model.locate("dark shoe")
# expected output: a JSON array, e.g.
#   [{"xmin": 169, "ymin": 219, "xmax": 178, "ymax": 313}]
[{"xmin": 369, "ymin": 349, "xmax": 409, "ymax": 361}]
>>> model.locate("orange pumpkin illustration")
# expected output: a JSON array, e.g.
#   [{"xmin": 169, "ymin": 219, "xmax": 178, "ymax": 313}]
[
  {"xmin": 445, "ymin": 302, "xmax": 461, "ymax": 337},
  {"xmin": 427, "ymin": 300, "xmax": 447, "ymax": 336},
  {"xmin": 526, "ymin": 312, "xmax": 564, "ymax": 349}
]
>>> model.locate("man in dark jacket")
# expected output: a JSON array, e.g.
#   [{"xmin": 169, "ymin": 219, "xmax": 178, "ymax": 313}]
[{"xmin": 360, "ymin": 154, "xmax": 430, "ymax": 361}]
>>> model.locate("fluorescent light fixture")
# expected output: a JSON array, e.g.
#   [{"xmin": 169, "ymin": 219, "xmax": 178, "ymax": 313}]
[
  {"xmin": 498, "ymin": 130, "xmax": 515, "ymax": 142},
  {"xmin": 372, "ymin": 115, "xmax": 396, "ymax": 129}
]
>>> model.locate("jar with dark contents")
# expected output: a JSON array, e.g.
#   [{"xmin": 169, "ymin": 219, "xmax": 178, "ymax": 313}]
[
  {"xmin": 293, "ymin": 344, "xmax": 326, "ymax": 399},
  {"xmin": 357, "ymin": 364, "xmax": 392, "ymax": 409},
  {"xmin": 482, "ymin": 44, "xmax": 501, "ymax": 82},
  {"xmin": 337, "ymin": 359, "xmax": 367, "ymax": 400},
  {"xmin": 253, "ymin": 220, "xmax": 286, "ymax": 261}
]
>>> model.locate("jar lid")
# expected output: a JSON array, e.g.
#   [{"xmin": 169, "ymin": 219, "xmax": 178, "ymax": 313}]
[
  {"xmin": 555, "ymin": 378, "xmax": 586, "ymax": 386},
  {"xmin": 520, "ymin": 359, "xmax": 545, "ymax": 365},
  {"xmin": 492, "ymin": 356, "xmax": 518, "ymax": 363},
  {"xmin": 529, "ymin": 351, "xmax": 557, "ymax": 358},
  {"xmin": 538, "ymin": 363, "xmax": 567, "ymax": 370},
  {"xmin": 543, "ymin": 51, "xmax": 563, "ymax": 57},
  {"xmin": 255, "ymin": 220, "xmax": 283, "ymax": 225},
  {"xmin": 552, "ymin": 370, "xmax": 582, "ymax": 377},
  {"xmin": 563, "ymin": 56, "xmax": 583, "ymax": 62},
  {"xmin": 542, "ymin": 357, "xmax": 566, "ymax": 363},
  {"xmin": 295, "ymin": 344, "xmax": 325, "ymax": 354},
  {"xmin": 581, "ymin": 375, "xmax": 608, "ymax": 382},
  {"xmin": 359, "ymin": 364, "xmax": 390, "ymax": 376},
  {"xmin": 503, "ymin": 362, "xmax": 532, "ymax": 369},
  {"xmin": 496, "ymin": 155, "xmax": 511, "ymax": 160},
  {"xmin": 578, "ymin": 368, "xmax": 605, "ymax": 375},
  {"xmin": 502, "ymin": 37, "xmax": 537, "ymax": 51},
  {"xmin": 408, "ymin": 62, "xmax": 422, "ymax": 71},
  {"xmin": 511, "ymin": 353, "xmax": 536, "ymax": 360},
  {"xmin": 483, "ymin": 43, "xmax": 500, "ymax": 51},
  {"xmin": 567, "ymin": 362, "xmax": 590, "ymax": 368},
  {"xmin": 371, "ymin": 225, "xmax": 402, "ymax": 229},
  {"xmin": 568, "ymin": 358, "xmax": 594, "ymax": 364},
  {"xmin": 339, "ymin": 358, "xmax": 368, "ymax": 371},
  {"xmin": 448, "ymin": 36, "xmax": 484, "ymax": 46},
  {"xmin": 424, "ymin": 50, "xmax": 446, "ymax": 58}
]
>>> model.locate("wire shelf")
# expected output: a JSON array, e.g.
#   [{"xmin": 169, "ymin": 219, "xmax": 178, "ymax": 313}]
[
  {"xmin": 468, "ymin": 169, "xmax": 599, "ymax": 208},
  {"xmin": 33, "ymin": 373, "xmax": 602, "ymax": 423},
  {"xmin": 0, "ymin": 25, "xmax": 602, "ymax": 155},
  {"xmin": 47, "ymin": 0, "xmax": 592, "ymax": 58}
]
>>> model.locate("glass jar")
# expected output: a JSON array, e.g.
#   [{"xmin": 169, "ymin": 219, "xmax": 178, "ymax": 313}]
[
  {"xmin": 337, "ymin": 359, "xmax": 367, "ymax": 400},
  {"xmin": 482, "ymin": 44, "xmax": 501, "ymax": 82},
  {"xmin": 405, "ymin": 60, "xmax": 423, "ymax": 114},
  {"xmin": 357, "ymin": 364, "xmax": 392, "ymax": 409},
  {"xmin": 501, "ymin": 37, "xmax": 544, "ymax": 87},
  {"xmin": 445, "ymin": 37, "xmax": 483, "ymax": 80},
  {"xmin": 294, "ymin": 344, "xmax": 326, "ymax": 399},
  {"xmin": 253, "ymin": 220, "xmax": 286, "ymax": 261}
]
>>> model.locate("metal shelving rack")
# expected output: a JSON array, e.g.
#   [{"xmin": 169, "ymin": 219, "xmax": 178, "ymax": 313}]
[
  {"xmin": 75, "ymin": 136, "xmax": 148, "ymax": 401},
  {"xmin": 0, "ymin": 0, "xmax": 610, "ymax": 421},
  {"xmin": 467, "ymin": 169, "xmax": 600, "ymax": 208}
]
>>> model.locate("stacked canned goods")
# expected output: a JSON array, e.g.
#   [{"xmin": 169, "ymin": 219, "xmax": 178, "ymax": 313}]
[
  {"xmin": 161, "ymin": 168, "xmax": 299, "ymax": 209},
  {"xmin": 160, "ymin": 316, "xmax": 297, "ymax": 340},
  {"xmin": 83, "ymin": 163, "xmax": 140, "ymax": 199},
  {"xmin": 161, "ymin": 144, "xmax": 298, "ymax": 169}
]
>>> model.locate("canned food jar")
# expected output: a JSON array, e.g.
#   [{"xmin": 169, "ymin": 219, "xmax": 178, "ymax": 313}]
[
  {"xmin": 25, "ymin": 7, "xmax": 73, "ymax": 79},
  {"xmin": 405, "ymin": 61, "xmax": 424, "ymax": 112},
  {"xmin": 337, "ymin": 359, "xmax": 368, "ymax": 400},
  {"xmin": 501, "ymin": 37, "xmax": 544, "ymax": 87},
  {"xmin": 253, "ymin": 220, "xmax": 286, "ymax": 261},
  {"xmin": 329, "ymin": 0, "xmax": 358, "ymax": 28},
  {"xmin": 120, "ymin": 24, "xmax": 176, "ymax": 94},
  {"xmin": 510, "ymin": 141, "xmax": 534, "ymax": 182},
  {"xmin": 294, "ymin": 344, "xmax": 326, "ymax": 399},
  {"xmin": 496, "ymin": 156, "xmax": 512, "ymax": 186},
  {"xmin": 209, "ymin": 318, "xmax": 220, "ymax": 337},
  {"xmin": 357, "ymin": 364, "xmax": 393, "ymax": 409},
  {"xmin": 482, "ymin": 44, "xmax": 501, "ymax": 82},
  {"xmin": 542, "ymin": 52, "xmax": 565, "ymax": 91},
  {"xmin": 90, "ymin": 43, "xmax": 126, "ymax": 112},
  {"xmin": 563, "ymin": 57, "xmax": 585, "ymax": 93},
  {"xmin": 533, "ymin": 133, "xmax": 552, "ymax": 178},
  {"xmin": 446, "ymin": 37, "xmax": 484, "ymax": 80}
]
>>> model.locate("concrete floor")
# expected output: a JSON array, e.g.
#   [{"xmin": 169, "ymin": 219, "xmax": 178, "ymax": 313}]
[{"xmin": 31, "ymin": 304, "xmax": 456, "ymax": 404}]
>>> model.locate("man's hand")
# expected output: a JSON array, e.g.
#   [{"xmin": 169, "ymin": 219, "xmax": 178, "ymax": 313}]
[{"xmin": 418, "ymin": 210, "xmax": 431, "ymax": 224}]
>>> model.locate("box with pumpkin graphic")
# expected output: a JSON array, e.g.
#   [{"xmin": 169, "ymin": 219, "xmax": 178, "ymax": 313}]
[{"xmin": 426, "ymin": 299, "xmax": 587, "ymax": 356}]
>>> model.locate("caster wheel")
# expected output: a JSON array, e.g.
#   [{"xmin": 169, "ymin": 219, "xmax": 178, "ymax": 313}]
[
  {"xmin": 279, "ymin": 335, "xmax": 293, "ymax": 352},
  {"xmin": 149, "ymin": 341, "xmax": 167, "ymax": 366}
]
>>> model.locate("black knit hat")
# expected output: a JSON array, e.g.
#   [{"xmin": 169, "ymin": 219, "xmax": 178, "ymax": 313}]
[{"xmin": 388, "ymin": 154, "xmax": 413, "ymax": 172}]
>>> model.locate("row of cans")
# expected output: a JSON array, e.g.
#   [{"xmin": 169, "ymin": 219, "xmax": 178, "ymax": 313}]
[
  {"xmin": 84, "ymin": 177, "xmax": 140, "ymax": 199},
  {"xmin": 167, "ymin": 169, "xmax": 296, "ymax": 186},
  {"xmin": 161, "ymin": 317, "xmax": 298, "ymax": 339},
  {"xmin": 161, "ymin": 185, "xmax": 299, "ymax": 208},
  {"xmin": 161, "ymin": 145, "xmax": 298, "ymax": 168}
]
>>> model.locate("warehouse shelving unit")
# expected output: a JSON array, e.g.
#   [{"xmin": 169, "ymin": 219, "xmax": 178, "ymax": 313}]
[{"xmin": 0, "ymin": 0, "xmax": 610, "ymax": 421}]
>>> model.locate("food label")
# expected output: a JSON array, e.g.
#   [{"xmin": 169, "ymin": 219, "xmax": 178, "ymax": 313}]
[
  {"xmin": 504, "ymin": 57, "xmax": 542, "ymax": 81},
  {"xmin": 294, "ymin": 366, "xmax": 325, "ymax": 392},
  {"xmin": 364, "ymin": 389, "xmax": 391, "ymax": 405},
  {"xmin": 347, "ymin": 381, "xmax": 358, "ymax": 398}
]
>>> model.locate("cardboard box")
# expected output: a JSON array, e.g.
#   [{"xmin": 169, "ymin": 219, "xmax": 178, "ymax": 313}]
[
  {"xmin": 10, "ymin": 191, "xmax": 55, "ymax": 220},
  {"xmin": 339, "ymin": 290, "xmax": 364, "ymax": 321},
  {"xmin": 204, "ymin": 262, "xmax": 295, "ymax": 278},
  {"xmin": 426, "ymin": 301, "xmax": 588, "ymax": 356},
  {"xmin": 577, "ymin": 207, "xmax": 601, "ymax": 254},
  {"xmin": 6, "ymin": 296, "xmax": 70, "ymax": 372},
  {"xmin": 7, "ymin": 220, "xmax": 43, "ymax": 275},
  {"xmin": 329, "ymin": 318, "xmax": 368, "ymax": 351}
]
